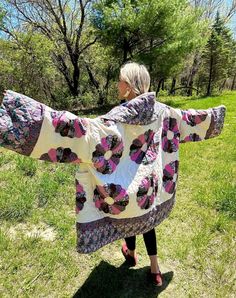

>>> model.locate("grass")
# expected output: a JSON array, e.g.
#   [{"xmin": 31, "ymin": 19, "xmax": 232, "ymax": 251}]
[{"xmin": 0, "ymin": 91, "xmax": 235, "ymax": 297}]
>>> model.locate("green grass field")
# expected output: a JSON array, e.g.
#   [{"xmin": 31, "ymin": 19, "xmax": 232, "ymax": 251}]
[{"xmin": 0, "ymin": 91, "xmax": 235, "ymax": 297}]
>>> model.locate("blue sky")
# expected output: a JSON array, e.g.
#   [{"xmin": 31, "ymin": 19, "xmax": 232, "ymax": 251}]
[{"xmin": 225, "ymin": 0, "xmax": 236, "ymax": 37}]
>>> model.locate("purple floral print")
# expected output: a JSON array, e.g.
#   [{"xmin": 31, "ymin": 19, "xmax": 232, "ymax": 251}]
[
  {"xmin": 92, "ymin": 135, "xmax": 124, "ymax": 174},
  {"xmin": 183, "ymin": 133, "xmax": 201, "ymax": 142},
  {"xmin": 137, "ymin": 174, "xmax": 158, "ymax": 209},
  {"xmin": 101, "ymin": 92, "xmax": 162, "ymax": 126},
  {"xmin": 162, "ymin": 117, "xmax": 180, "ymax": 153},
  {"xmin": 76, "ymin": 197, "xmax": 175, "ymax": 253},
  {"xmin": 129, "ymin": 129, "xmax": 155, "ymax": 164},
  {"xmin": 181, "ymin": 110, "xmax": 208, "ymax": 127},
  {"xmin": 163, "ymin": 160, "xmax": 179, "ymax": 194},
  {"xmin": 93, "ymin": 183, "xmax": 129, "ymax": 215},
  {"xmin": 205, "ymin": 106, "xmax": 226, "ymax": 139},
  {"xmin": 0, "ymin": 90, "xmax": 44, "ymax": 155},
  {"xmin": 142, "ymin": 132, "xmax": 160, "ymax": 165},
  {"xmin": 75, "ymin": 179, "xmax": 86, "ymax": 213},
  {"xmin": 51, "ymin": 111, "xmax": 87, "ymax": 138},
  {"xmin": 40, "ymin": 147, "xmax": 81, "ymax": 163}
]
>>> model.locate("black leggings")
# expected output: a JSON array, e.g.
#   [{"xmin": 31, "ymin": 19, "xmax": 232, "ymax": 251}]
[{"xmin": 125, "ymin": 228, "xmax": 157, "ymax": 256}]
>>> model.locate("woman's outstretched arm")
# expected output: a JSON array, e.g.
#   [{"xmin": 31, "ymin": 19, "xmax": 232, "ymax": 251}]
[
  {"xmin": 171, "ymin": 105, "xmax": 226, "ymax": 143},
  {"xmin": 0, "ymin": 90, "xmax": 90, "ymax": 163}
]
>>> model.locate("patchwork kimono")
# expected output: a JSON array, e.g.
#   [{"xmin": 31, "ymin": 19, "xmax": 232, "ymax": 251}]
[{"xmin": 0, "ymin": 90, "xmax": 226, "ymax": 253}]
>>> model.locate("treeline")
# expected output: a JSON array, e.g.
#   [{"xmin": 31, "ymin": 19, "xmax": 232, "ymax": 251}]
[{"xmin": 0, "ymin": 0, "xmax": 235, "ymax": 110}]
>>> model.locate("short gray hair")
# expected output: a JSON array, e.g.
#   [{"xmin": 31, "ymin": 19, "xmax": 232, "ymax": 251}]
[{"xmin": 120, "ymin": 62, "xmax": 150, "ymax": 95}]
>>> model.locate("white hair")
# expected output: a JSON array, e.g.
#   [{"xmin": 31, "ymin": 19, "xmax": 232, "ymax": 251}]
[{"xmin": 120, "ymin": 62, "xmax": 150, "ymax": 95}]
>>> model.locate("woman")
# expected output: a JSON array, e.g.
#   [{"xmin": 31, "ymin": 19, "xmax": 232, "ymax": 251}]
[
  {"xmin": 118, "ymin": 63, "xmax": 162, "ymax": 286},
  {"xmin": 0, "ymin": 62, "xmax": 226, "ymax": 288}
]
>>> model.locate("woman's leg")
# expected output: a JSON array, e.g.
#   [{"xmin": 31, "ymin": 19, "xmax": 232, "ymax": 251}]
[
  {"xmin": 124, "ymin": 236, "xmax": 136, "ymax": 257},
  {"xmin": 143, "ymin": 229, "xmax": 161, "ymax": 274}
]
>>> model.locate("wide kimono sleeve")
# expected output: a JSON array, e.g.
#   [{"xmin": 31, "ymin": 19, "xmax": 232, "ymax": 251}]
[
  {"xmin": 171, "ymin": 105, "xmax": 226, "ymax": 143},
  {"xmin": 0, "ymin": 90, "xmax": 90, "ymax": 163}
]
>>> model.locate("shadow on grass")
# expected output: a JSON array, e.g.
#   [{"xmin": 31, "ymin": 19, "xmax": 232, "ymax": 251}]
[{"xmin": 73, "ymin": 261, "xmax": 173, "ymax": 298}]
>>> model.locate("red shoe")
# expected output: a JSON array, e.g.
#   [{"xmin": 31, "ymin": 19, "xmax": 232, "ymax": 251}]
[
  {"xmin": 121, "ymin": 243, "xmax": 138, "ymax": 266},
  {"xmin": 148, "ymin": 270, "xmax": 163, "ymax": 287}
]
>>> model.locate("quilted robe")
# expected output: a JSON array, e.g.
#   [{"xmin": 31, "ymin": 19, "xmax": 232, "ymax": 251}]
[{"xmin": 0, "ymin": 90, "xmax": 226, "ymax": 253}]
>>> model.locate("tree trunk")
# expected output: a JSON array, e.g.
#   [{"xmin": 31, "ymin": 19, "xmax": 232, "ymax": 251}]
[
  {"xmin": 84, "ymin": 61, "xmax": 111, "ymax": 106},
  {"xmin": 169, "ymin": 77, "xmax": 176, "ymax": 95},
  {"xmin": 161, "ymin": 79, "xmax": 165, "ymax": 90},
  {"xmin": 72, "ymin": 60, "xmax": 80, "ymax": 96},
  {"xmin": 156, "ymin": 78, "xmax": 164, "ymax": 93},
  {"xmin": 186, "ymin": 52, "xmax": 202, "ymax": 97},
  {"xmin": 52, "ymin": 53, "xmax": 78, "ymax": 97},
  {"xmin": 231, "ymin": 73, "xmax": 236, "ymax": 90},
  {"xmin": 206, "ymin": 52, "xmax": 214, "ymax": 96},
  {"xmin": 196, "ymin": 78, "xmax": 200, "ymax": 96},
  {"xmin": 123, "ymin": 36, "xmax": 129, "ymax": 63},
  {"xmin": 97, "ymin": 91, "xmax": 105, "ymax": 106},
  {"xmin": 148, "ymin": 39, "xmax": 154, "ymax": 90},
  {"xmin": 187, "ymin": 80, "xmax": 193, "ymax": 96},
  {"xmin": 104, "ymin": 65, "xmax": 112, "ymax": 101}
]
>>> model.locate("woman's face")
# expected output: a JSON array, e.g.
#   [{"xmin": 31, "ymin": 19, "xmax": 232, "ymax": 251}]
[{"xmin": 118, "ymin": 78, "xmax": 130, "ymax": 99}]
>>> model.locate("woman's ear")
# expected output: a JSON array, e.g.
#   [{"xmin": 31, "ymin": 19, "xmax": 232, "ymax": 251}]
[{"xmin": 123, "ymin": 89, "xmax": 131, "ymax": 98}]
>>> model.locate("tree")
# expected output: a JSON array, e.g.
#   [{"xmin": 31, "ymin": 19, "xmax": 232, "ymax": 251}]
[
  {"xmin": 0, "ymin": 33, "xmax": 58, "ymax": 104},
  {"xmin": 82, "ymin": 42, "xmax": 118, "ymax": 105},
  {"xmin": 167, "ymin": 0, "xmax": 236, "ymax": 96},
  {"xmin": 1, "ymin": 0, "xmax": 97, "ymax": 97},
  {"xmin": 91, "ymin": 0, "xmax": 209, "ymax": 93},
  {"xmin": 199, "ymin": 11, "xmax": 235, "ymax": 96}
]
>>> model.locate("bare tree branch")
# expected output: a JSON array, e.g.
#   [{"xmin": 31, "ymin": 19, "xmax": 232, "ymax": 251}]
[{"xmin": 79, "ymin": 37, "xmax": 98, "ymax": 55}]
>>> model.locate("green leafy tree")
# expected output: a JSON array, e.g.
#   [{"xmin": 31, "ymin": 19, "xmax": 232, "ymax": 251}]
[
  {"xmin": 1, "ymin": 0, "xmax": 97, "ymax": 98},
  {"xmin": 198, "ymin": 11, "xmax": 235, "ymax": 96},
  {"xmin": 91, "ymin": 0, "xmax": 209, "ymax": 93},
  {"xmin": 82, "ymin": 42, "xmax": 118, "ymax": 105},
  {"xmin": 0, "ymin": 32, "xmax": 62, "ymax": 106}
]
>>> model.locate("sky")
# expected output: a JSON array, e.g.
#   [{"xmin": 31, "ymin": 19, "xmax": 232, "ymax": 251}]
[{"xmin": 225, "ymin": 0, "xmax": 236, "ymax": 38}]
